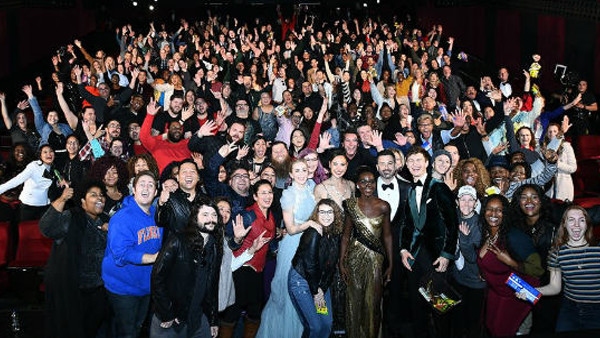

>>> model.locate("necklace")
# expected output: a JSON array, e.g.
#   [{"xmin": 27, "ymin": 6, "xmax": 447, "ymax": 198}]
[{"xmin": 487, "ymin": 232, "xmax": 499, "ymax": 247}]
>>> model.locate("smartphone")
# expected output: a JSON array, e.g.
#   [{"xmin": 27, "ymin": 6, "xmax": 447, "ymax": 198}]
[{"xmin": 439, "ymin": 105, "xmax": 448, "ymax": 120}]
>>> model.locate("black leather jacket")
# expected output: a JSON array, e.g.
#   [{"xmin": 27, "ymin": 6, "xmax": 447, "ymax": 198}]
[
  {"xmin": 292, "ymin": 228, "xmax": 341, "ymax": 295},
  {"xmin": 156, "ymin": 189, "xmax": 204, "ymax": 243},
  {"xmin": 151, "ymin": 232, "xmax": 221, "ymax": 327}
]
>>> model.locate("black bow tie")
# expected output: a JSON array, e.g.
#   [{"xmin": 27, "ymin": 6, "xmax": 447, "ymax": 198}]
[
  {"xmin": 411, "ymin": 180, "xmax": 423, "ymax": 188},
  {"xmin": 382, "ymin": 183, "xmax": 394, "ymax": 191}
]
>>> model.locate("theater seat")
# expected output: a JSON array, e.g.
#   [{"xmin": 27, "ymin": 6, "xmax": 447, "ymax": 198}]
[
  {"xmin": 0, "ymin": 221, "xmax": 9, "ymax": 266},
  {"xmin": 8, "ymin": 220, "xmax": 53, "ymax": 269},
  {"xmin": 576, "ymin": 135, "xmax": 600, "ymax": 160},
  {"xmin": 573, "ymin": 159, "xmax": 600, "ymax": 198}
]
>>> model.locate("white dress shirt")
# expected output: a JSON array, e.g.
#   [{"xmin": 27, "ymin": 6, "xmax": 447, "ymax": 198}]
[
  {"xmin": 0, "ymin": 160, "xmax": 52, "ymax": 206},
  {"xmin": 413, "ymin": 174, "xmax": 427, "ymax": 213},
  {"xmin": 378, "ymin": 177, "xmax": 399, "ymax": 220},
  {"xmin": 500, "ymin": 82, "xmax": 512, "ymax": 98}
]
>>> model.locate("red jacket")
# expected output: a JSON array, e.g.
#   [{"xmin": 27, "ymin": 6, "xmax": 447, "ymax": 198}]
[{"xmin": 233, "ymin": 203, "xmax": 275, "ymax": 272}]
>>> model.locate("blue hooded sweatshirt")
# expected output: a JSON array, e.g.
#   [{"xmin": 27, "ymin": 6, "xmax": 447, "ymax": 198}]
[{"xmin": 102, "ymin": 195, "xmax": 162, "ymax": 296}]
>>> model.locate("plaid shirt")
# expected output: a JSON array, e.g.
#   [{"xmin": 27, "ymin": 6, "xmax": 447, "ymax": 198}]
[{"xmin": 78, "ymin": 136, "xmax": 110, "ymax": 161}]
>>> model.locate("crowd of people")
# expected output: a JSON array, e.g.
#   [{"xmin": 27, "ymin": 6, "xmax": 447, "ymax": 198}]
[{"xmin": 0, "ymin": 4, "xmax": 599, "ymax": 338}]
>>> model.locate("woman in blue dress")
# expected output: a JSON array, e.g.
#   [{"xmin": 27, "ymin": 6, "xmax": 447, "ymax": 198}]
[{"xmin": 257, "ymin": 159, "xmax": 317, "ymax": 338}]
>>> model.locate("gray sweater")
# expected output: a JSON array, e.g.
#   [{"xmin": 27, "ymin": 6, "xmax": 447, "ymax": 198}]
[{"xmin": 451, "ymin": 213, "xmax": 486, "ymax": 289}]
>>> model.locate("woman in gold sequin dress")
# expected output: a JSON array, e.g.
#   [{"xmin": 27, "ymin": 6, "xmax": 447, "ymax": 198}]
[{"xmin": 339, "ymin": 167, "xmax": 393, "ymax": 338}]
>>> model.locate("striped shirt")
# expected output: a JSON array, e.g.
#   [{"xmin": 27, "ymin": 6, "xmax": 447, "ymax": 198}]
[{"xmin": 548, "ymin": 245, "xmax": 600, "ymax": 303}]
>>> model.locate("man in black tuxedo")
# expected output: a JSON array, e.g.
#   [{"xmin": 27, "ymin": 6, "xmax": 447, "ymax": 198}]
[
  {"xmin": 376, "ymin": 150, "xmax": 410, "ymax": 337},
  {"xmin": 400, "ymin": 146, "xmax": 458, "ymax": 338}
]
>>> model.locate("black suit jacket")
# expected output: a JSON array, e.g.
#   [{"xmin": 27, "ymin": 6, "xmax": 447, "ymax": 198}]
[{"xmin": 400, "ymin": 176, "xmax": 458, "ymax": 262}]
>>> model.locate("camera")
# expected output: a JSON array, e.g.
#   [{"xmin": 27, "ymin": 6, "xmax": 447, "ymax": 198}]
[{"xmin": 56, "ymin": 46, "xmax": 67, "ymax": 57}]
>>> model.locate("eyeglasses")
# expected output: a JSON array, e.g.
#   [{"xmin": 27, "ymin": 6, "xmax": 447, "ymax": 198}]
[
  {"xmin": 236, "ymin": 103, "xmax": 249, "ymax": 107},
  {"xmin": 359, "ymin": 179, "xmax": 376, "ymax": 185},
  {"xmin": 318, "ymin": 210, "xmax": 334, "ymax": 215},
  {"xmin": 108, "ymin": 124, "xmax": 121, "ymax": 129},
  {"xmin": 232, "ymin": 174, "xmax": 250, "ymax": 180}
]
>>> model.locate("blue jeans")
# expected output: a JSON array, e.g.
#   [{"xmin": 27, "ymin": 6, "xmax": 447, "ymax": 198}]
[
  {"xmin": 107, "ymin": 291, "xmax": 150, "ymax": 338},
  {"xmin": 288, "ymin": 268, "xmax": 333, "ymax": 338},
  {"xmin": 556, "ymin": 297, "xmax": 600, "ymax": 332}
]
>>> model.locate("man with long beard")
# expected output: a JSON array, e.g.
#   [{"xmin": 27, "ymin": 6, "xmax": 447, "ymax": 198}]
[
  {"xmin": 140, "ymin": 99, "xmax": 191, "ymax": 173},
  {"xmin": 270, "ymin": 141, "xmax": 292, "ymax": 189},
  {"xmin": 150, "ymin": 197, "xmax": 222, "ymax": 338}
]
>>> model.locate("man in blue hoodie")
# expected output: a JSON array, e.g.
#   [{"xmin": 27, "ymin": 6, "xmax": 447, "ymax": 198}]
[{"xmin": 102, "ymin": 170, "xmax": 161, "ymax": 338}]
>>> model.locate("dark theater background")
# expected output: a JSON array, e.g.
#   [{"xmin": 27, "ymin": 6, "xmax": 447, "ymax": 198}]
[{"xmin": 1, "ymin": 1, "xmax": 600, "ymax": 337}]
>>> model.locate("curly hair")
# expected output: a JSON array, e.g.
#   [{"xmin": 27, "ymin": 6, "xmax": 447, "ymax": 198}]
[
  {"xmin": 479, "ymin": 194, "xmax": 511, "ymax": 249},
  {"xmin": 508, "ymin": 184, "xmax": 553, "ymax": 235},
  {"xmin": 453, "ymin": 158, "xmax": 490, "ymax": 197},
  {"xmin": 183, "ymin": 197, "xmax": 223, "ymax": 256},
  {"xmin": 308, "ymin": 198, "xmax": 344, "ymax": 236},
  {"xmin": 127, "ymin": 153, "xmax": 159, "ymax": 180},
  {"xmin": 88, "ymin": 155, "xmax": 129, "ymax": 194}
]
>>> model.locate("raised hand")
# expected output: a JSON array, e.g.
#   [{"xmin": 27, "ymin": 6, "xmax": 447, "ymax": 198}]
[
  {"xmin": 73, "ymin": 64, "xmax": 82, "ymax": 78},
  {"xmin": 572, "ymin": 93, "xmax": 582, "ymax": 107},
  {"xmin": 198, "ymin": 120, "xmax": 218, "ymax": 137},
  {"xmin": 249, "ymin": 230, "xmax": 271, "ymax": 255},
  {"xmin": 93, "ymin": 124, "xmax": 105, "ymax": 139},
  {"xmin": 370, "ymin": 130, "xmax": 383, "ymax": 150},
  {"xmin": 458, "ymin": 221, "xmax": 470, "ymax": 236},
  {"xmin": 394, "ymin": 132, "xmax": 407, "ymax": 146},
  {"xmin": 16, "ymin": 100, "xmax": 30, "ymax": 111},
  {"xmin": 503, "ymin": 97, "xmax": 516, "ymax": 116},
  {"xmin": 130, "ymin": 68, "xmax": 140, "ymax": 81},
  {"xmin": 74, "ymin": 39, "xmax": 82, "ymax": 48},
  {"xmin": 59, "ymin": 183, "xmax": 74, "ymax": 202},
  {"xmin": 55, "ymin": 82, "xmax": 64, "ymax": 95},
  {"xmin": 561, "ymin": 115, "xmax": 572, "ymax": 134},
  {"xmin": 218, "ymin": 142, "xmax": 239, "ymax": 158},
  {"xmin": 489, "ymin": 89, "xmax": 502, "ymax": 102},
  {"xmin": 21, "ymin": 85, "xmax": 33, "ymax": 99},
  {"xmin": 181, "ymin": 105, "xmax": 194, "ymax": 122},
  {"xmin": 492, "ymin": 143, "xmax": 507, "ymax": 155},
  {"xmin": 318, "ymin": 131, "xmax": 333, "ymax": 152},
  {"xmin": 449, "ymin": 108, "xmax": 466, "ymax": 129},
  {"xmin": 444, "ymin": 170, "xmax": 457, "ymax": 191},
  {"xmin": 146, "ymin": 98, "xmax": 161, "ymax": 116},
  {"xmin": 236, "ymin": 145, "xmax": 250, "ymax": 160},
  {"xmin": 474, "ymin": 117, "xmax": 486, "ymax": 136},
  {"xmin": 232, "ymin": 214, "xmax": 251, "ymax": 243},
  {"xmin": 191, "ymin": 152, "xmax": 204, "ymax": 169}
]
